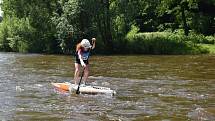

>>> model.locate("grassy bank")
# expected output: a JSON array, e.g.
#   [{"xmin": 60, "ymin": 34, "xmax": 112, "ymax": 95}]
[
  {"xmin": 113, "ymin": 31, "xmax": 212, "ymax": 55},
  {"xmin": 200, "ymin": 44, "xmax": 215, "ymax": 54},
  {"xmin": 1, "ymin": 28, "xmax": 214, "ymax": 55}
]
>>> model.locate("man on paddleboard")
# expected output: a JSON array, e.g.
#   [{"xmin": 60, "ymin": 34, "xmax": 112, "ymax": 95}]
[{"xmin": 74, "ymin": 38, "xmax": 96, "ymax": 85}]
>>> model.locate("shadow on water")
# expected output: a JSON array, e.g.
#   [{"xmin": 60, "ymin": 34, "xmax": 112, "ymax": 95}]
[{"xmin": 0, "ymin": 52, "xmax": 215, "ymax": 120}]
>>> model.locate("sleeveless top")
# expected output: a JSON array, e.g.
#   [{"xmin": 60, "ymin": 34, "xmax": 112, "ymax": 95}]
[{"xmin": 75, "ymin": 49, "xmax": 90, "ymax": 61}]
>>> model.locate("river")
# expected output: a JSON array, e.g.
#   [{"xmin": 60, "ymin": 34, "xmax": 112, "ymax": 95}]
[{"xmin": 0, "ymin": 52, "xmax": 214, "ymax": 121}]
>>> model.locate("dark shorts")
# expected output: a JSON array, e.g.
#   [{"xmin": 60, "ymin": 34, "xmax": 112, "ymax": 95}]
[{"xmin": 75, "ymin": 58, "xmax": 89, "ymax": 65}]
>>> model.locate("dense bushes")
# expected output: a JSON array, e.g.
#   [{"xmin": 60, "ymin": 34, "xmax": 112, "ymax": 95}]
[
  {"xmin": 0, "ymin": 19, "xmax": 212, "ymax": 54},
  {"xmin": 2, "ymin": 21, "xmax": 33, "ymax": 52},
  {"xmin": 0, "ymin": 16, "xmax": 61, "ymax": 53},
  {"xmin": 0, "ymin": 17, "xmax": 34, "ymax": 52},
  {"xmin": 188, "ymin": 34, "xmax": 215, "ymax": 44},
  {"xmin": 113, "ymin": 31, "xmax": 210, "ymax": 54}
]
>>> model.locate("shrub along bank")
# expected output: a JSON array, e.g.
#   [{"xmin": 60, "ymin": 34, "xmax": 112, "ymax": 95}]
[{"xmin": 112, "ymin": 31, "xmax": 213, "ymax": 55}]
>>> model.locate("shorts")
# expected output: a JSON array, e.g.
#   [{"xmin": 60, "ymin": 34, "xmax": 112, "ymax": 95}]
[{"xmin": 75, "ymin": 58, "xmax": 89, "ymax": 65}]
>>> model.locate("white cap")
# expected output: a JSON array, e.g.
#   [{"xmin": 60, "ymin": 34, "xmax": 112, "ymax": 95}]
[{"xmin": 81, "ymin": 39, "xmax": 92, "ymax": 48}]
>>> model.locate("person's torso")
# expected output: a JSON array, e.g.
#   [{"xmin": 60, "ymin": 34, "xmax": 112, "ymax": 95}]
[{"xmin": 76, "ymin": 49, "xmax": 90, "ymax": 60}]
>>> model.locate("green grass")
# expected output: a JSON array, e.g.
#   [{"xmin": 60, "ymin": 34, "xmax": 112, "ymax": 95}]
[
  {"xmin": 122, "ymin": 32, "xmax": 210, "ymax": 54},
  {"xmin": 199, "ymin": 44, "xmax": 215, "ymax": 54}
]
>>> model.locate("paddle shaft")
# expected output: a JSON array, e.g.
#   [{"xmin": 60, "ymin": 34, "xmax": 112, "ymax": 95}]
[{"xmin": 76, "ymin": 67, "xmax": 85, "ymax": 94}]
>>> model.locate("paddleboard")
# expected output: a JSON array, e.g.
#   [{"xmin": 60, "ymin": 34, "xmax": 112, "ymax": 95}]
[{"xmin": 51, "ymin": 82, "xmax": 116, "ymax": 95}]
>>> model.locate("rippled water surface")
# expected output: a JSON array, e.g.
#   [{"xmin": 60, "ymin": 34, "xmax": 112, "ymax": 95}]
[{"xmin": 0, "ymin": 52, "xmax": 215, "ymax": 121}]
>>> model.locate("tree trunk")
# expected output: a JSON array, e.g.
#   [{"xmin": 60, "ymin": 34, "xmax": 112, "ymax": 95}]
[
  {"xmin": 97, "ymin": 14, "xmax": 106, "ymax": 45},
  {"xmin": 104, "ymin": 0, "xmax": 114, "ymax": 52},
  {"xmin": 181, "ymin": 4, "xmax": 189, "ymax": 36},
  {"xmin": 96, "ymin": 0, "xmax": 114, "ymax": 53}
]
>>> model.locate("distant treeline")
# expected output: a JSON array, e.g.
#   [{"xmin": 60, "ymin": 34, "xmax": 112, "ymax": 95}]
[{"xmin": 0, "ymin": 0, "xmax": 214, "ymax": 54}]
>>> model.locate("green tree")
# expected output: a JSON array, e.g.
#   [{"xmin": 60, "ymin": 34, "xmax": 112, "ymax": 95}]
[
  {"xmin": 0, "ymin": 0, "xmax": 214, "ymax": 54},
  {"xmin": 157, "ymin": 0, "xmax": 215, "ymax": 36},
  {"xmin": 1, "ymin": 0, "xmax": 60, "ymax": 53}
]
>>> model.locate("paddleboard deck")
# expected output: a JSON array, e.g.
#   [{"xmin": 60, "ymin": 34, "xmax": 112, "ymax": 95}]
[{"xmin": 51, "ymin": 82, "xmax": 116, "ymax": 95}]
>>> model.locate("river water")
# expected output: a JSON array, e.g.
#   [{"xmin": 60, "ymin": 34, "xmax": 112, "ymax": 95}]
[{"xmin": 0, "ymin": 52, "xmax": 214, "ymax": 121}]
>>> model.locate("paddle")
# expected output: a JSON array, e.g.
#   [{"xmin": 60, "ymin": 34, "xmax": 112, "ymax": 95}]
[{"xmin": 76, "ymin": 67, "xmax": 85, "ymax": 94}]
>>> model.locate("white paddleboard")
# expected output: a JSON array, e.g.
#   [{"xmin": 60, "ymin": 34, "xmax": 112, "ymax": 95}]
[{"xmin": 51, "ymin": 82, "xmax": 116, "ymax": 95}]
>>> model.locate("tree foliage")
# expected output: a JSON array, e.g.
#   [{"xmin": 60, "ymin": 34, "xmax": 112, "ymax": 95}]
[{"xmin": 0, "ymin": 0, "xmax": 214, "ymax": 54}]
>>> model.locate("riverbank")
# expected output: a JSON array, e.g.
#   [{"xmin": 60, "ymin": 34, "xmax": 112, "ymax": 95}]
[
  {"xmin": 1, "ymin": 31, "xmax": 214, "ymax": 55},
  {"xmin": 111, "ymin": 32, "xmax": 214, "ymax": 55},
  {"xmin": 200, "ymin": 44, "xmax": 215, "ymax": 54}
]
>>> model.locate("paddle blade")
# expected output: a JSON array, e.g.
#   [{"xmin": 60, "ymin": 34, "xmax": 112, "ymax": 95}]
[{"xmin": 76, "ymin": 86, "xmax": 80, "ymax": 94}]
